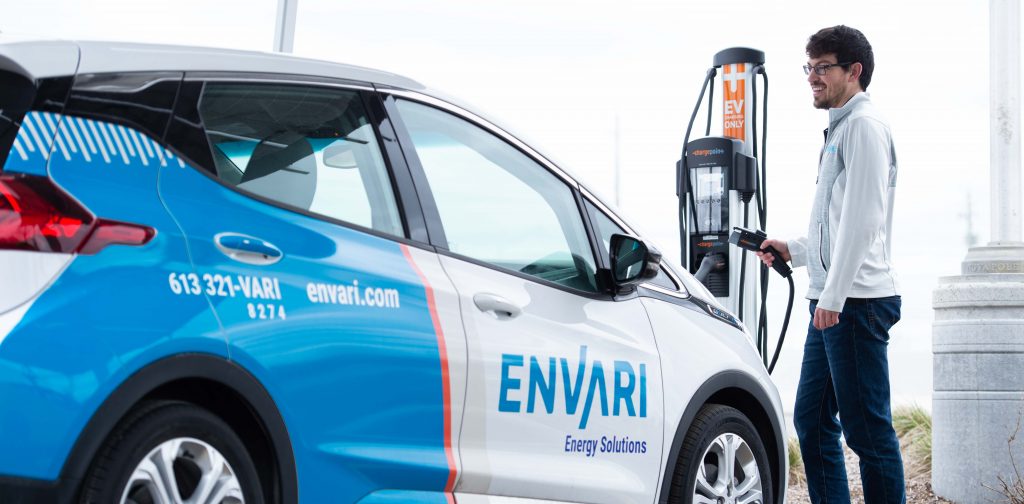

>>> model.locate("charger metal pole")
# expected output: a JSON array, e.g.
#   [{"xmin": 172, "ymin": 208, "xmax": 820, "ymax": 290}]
[
  {"xmin": 274, "ymin": 0, "xmax": 298, "ymax": 53},
  {"xmin": 714, "ymin": 48, "xmax": 763, "ymax": 334}
]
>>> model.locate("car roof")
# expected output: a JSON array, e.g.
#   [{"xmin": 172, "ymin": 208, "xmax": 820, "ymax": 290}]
[
  {"xmin": 81, "ymin": 41, "xmax": 429, "ymax": 91},
  {"xmin": 0, "ymin": 37, "xmax": 426, "ymax": 91}
]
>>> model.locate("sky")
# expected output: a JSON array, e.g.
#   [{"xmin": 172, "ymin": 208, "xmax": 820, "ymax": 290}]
[{"xmin": 1, "ymin": 0, "xmax": 1002, "ymax": 411}]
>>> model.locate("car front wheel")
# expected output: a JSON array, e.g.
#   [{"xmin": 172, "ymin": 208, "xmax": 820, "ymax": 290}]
[{"xmin": 671, "ymin": 404, "xmax": 773, "ymax": 504}]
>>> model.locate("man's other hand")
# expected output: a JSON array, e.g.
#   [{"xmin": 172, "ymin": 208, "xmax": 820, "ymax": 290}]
[
  {"xmin": 814, "ymin": 307, "xmax": 840, "ymax": 330},
  {"xmin": 756, "ymin": 239, "xmax": 791, "ymax": 267}
]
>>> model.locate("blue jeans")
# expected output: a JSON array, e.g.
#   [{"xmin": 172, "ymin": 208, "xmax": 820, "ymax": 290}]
[{"xmin": 794, "ymin": 296, "xmax": 904, "ymax": 504}]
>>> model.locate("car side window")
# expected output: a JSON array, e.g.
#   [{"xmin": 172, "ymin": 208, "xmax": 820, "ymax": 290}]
[
  {"xmin": 196, "ymin": 82, "xmax": 404, "ymax": 237},
  {"xmin": 395, "ymin": 99, "xmax": 599, "ymax": 293},
  {"xmin": 583, "ymin": 200, "xmax": 679, "ymax": 291}
]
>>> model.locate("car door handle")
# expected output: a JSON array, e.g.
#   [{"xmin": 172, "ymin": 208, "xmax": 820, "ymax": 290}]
[
  {"xmin": 473, "ymin": 293, "xmax": 522, "ymax": 320},
  {"xmin": 214, "ymin": 232, "xmax": 283, "ymax": 266}
]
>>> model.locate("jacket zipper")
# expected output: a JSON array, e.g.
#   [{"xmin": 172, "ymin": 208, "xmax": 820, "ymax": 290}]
[{"xmin": 818, "ymin": 222, "xmax": 828, "ymax": 272}]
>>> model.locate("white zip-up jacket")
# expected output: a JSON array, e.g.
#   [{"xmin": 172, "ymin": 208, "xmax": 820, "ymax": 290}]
[{"xmin": 786, "ymin": 92, "xmax": 900, "ymax": 312}]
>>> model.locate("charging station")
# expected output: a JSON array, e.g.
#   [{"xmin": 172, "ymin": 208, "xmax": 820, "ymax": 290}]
[{"xmin": 678, "ymin": 47, "xmax": 794, "ymax": 373}]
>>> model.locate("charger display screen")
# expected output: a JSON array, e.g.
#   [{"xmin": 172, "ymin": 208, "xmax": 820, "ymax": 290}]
[{"xmin": 690, "ymin": 166, "xmax": 726, "ymax": 232}]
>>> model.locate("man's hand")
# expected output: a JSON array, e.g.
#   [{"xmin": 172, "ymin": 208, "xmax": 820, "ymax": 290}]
[
  {"xmin": 755, "ymin": 239, "xmax": 791, "ymax": 267},
  {"xmin": 813, "ymin": 307, "xmax": 840, "ymax": 330}
]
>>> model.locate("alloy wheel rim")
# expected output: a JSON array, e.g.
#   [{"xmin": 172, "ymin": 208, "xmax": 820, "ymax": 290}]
[
  {"xmin": 692, "ymin": 432, "xmax": 763, "ymax": 504},
  {"xmin": 120, "ymin": 437, "xmax": 245, "ymax": 504}
]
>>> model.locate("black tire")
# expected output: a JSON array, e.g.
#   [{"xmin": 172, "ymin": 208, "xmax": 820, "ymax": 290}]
[
  {"xmin": 670, "ymin": 404, "xmax": 774, "ymax": 504},
  {"xmin": 80, "ymin": 400, "xmax": 264, "ymax": 504}
]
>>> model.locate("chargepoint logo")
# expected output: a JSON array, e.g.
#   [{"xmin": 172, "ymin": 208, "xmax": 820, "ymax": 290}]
[{"xmin": 690, "ymin": 148, "xmax": 725, "ymax": 157}]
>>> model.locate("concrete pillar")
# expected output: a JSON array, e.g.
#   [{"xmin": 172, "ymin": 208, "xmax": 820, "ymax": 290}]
[
  {"xmin": 932, "ymin": 1, "xmax": 1024, "ymax": 502},
  {"xmin": 933, "ymin": 261, "xmax": 1024, "ymax": 503}
]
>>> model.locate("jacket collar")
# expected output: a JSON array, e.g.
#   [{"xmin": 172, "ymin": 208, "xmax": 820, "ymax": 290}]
[{"xmin": 828, "ymin": 91, "xmax": 870, "ymax": 130}]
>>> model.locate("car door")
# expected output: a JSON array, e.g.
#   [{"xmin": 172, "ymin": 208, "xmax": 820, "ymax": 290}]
[
  {"xmin": 158, "ymin": 77, "xmax": 467, "ymax": 502},
  {"xmin": 386, "ymin": 93, "xmax": 665, "ymax": 504}
]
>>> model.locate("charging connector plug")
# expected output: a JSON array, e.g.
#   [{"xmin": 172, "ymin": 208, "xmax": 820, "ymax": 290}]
[
  {"xmin": 729, "ymin": 226, "xmax": 792, "ymax": 278},
  {"xmin": 693, "ymin": 252, "xmax": 727, "ymax": 284}
]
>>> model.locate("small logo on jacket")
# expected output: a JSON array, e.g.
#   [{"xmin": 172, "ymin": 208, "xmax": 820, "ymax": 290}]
[{"xmin": 824, "ymin": 144, "xmax": 838, "ymax": 155}]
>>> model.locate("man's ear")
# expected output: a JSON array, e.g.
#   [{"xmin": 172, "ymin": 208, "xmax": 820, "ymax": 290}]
[{"xmin": 848, "ymin": 62, "xmax": 863, "ymax": 84}]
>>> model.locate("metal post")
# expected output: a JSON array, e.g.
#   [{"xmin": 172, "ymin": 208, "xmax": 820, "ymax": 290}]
[
  {"xmin": 614, "ymin": 114, "xmax": 621, "ymax": 207},
  {"xmin": 990, "ymin": 0, "xmax": 1021, "ymax": 243},
  {"xmin": 273, "ymin": 0, "xmax": 298, "ymax": 53}
]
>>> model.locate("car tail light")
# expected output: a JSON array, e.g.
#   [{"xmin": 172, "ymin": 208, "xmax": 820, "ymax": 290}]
[{"xmin": 0, "ymin": 173, "xmax": 154, "ymax": 254}]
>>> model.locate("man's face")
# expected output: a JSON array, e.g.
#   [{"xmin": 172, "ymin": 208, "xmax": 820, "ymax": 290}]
[{"xmin": 807, "ymin": 54, "xmax": 858, "ymax": 109}]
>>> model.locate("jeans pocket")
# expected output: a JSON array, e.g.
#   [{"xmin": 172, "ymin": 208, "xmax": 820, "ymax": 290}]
[
  {"xmin": 868, "ymin": 297, "xmax": 900, "ymax": 339},
  {"xmin": 891, "ymin": 296, "xmax": 902, "ymax": 326}
]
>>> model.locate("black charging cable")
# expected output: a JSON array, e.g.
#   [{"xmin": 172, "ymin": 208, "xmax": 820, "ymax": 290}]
[
  {"xmin": 705, "ymin": 71, "xmax": 714, "ymax": 137},
  {"xmin": 768, "ymin": 275, "xmax": 794, "ymax": 374},
  {"xmin": 736, "ymin": 194, "xmax": 753, "ymax": 323},
  {"xmin": 678, "ymin": 67, "xmax": 717, "ymax": 264},
  {"xmin": 737, "ymin": 204, "xmax": 748, "ymax": 323},
  {"xmin": 729, "ymin": 227, "xmax": 793, "ymax": 374},
  {"xmin": 750, "ymin": 64, "xmax": 774, "ymax": 365},
  {"xmin": 739, "ymin": 66, "xmax": 791, "ymax": 375}
]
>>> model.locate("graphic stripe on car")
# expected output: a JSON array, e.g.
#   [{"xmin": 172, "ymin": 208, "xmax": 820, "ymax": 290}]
[{"xmin": 400, "ymin": 243, "xmax": 458, "ymax": 501}]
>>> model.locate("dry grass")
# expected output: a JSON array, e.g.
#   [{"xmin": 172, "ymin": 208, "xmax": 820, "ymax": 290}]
[
  {"xmin": 785, "ymin": 405, "xmax": 1024, "ymax": 503},
  {"xmin": 892, "ymin": 404, "xmax": 932, "ymax": 480},
  {"xmin": 984, "ymin": 413, "xmax": 1024, "ymax": 504},
  {"xmin": 786, "ymin": 404, "xmax": 948, "ymax": 503},
  {"xmin": 787, "ymin": 436, "xmax": 806, "ymax": 487}
]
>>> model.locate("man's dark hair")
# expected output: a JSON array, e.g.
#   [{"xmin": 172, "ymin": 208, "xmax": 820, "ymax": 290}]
[{"xmin": 806, "ymin": 25, "xmax": 874, "ymax": 90}]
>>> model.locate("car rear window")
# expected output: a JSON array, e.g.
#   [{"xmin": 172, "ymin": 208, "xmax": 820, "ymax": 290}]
[{"xmin": 196, "ymin": 82, "xmax": 404, "ymax": 238}]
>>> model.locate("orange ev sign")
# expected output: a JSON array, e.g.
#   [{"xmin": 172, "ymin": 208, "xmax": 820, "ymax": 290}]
[{"xmin": 723, "ymin": 63, "xmax": 746, "ymax": 141}]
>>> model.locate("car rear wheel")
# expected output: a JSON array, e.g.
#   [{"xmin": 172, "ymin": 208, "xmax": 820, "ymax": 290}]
[
  {"xmin": 80, "ymin": 400, "xmax": 264, "ymax": 504},
  {"xmin": 671, "ymin": 404, "xmax": 773, "ymax": 504}
]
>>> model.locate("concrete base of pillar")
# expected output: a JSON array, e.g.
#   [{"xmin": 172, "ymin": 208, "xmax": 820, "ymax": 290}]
[{"xmin": 933, "ymin": 243, "xmax": 1024, "ymax": 503}]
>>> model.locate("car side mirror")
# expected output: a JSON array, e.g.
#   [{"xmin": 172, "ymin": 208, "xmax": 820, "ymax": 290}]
[{"xmin": 609, "ymin": 234, "xmax": 662, "ymax": 290}]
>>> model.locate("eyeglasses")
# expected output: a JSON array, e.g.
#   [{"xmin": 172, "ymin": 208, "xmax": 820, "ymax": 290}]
[{"xmin": 803, "ymin": 62, "xmax": 853, "ymax": 76}]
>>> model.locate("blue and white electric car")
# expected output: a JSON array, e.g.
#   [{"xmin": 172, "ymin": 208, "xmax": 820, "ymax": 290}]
[{"xmin": 0, "ymin": 38, "xmax": 786, "ymax": 504}]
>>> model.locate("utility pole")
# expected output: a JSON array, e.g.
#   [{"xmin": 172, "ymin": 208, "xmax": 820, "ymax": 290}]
[
  {"xmin": 960, "ymin": 193, "xmax": 978, "ymax": 248},
  {"xmin": 614, "ymin": 114, "xmax": 621, "ymax": 207},
  {"xmin": 273, "ymin": 0, "xmax": 298, "ymax": 53}
]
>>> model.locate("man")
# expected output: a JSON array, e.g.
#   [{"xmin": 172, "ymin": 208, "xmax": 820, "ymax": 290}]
[{"xmin": 756, "ymin": 26, "xmax": 904, "ymax": 504}]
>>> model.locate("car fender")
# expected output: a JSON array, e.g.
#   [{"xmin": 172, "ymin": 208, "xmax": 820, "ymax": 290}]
[{"xmin": 56, "ymin": 353, "xmax": 297, "ymax": 503}]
